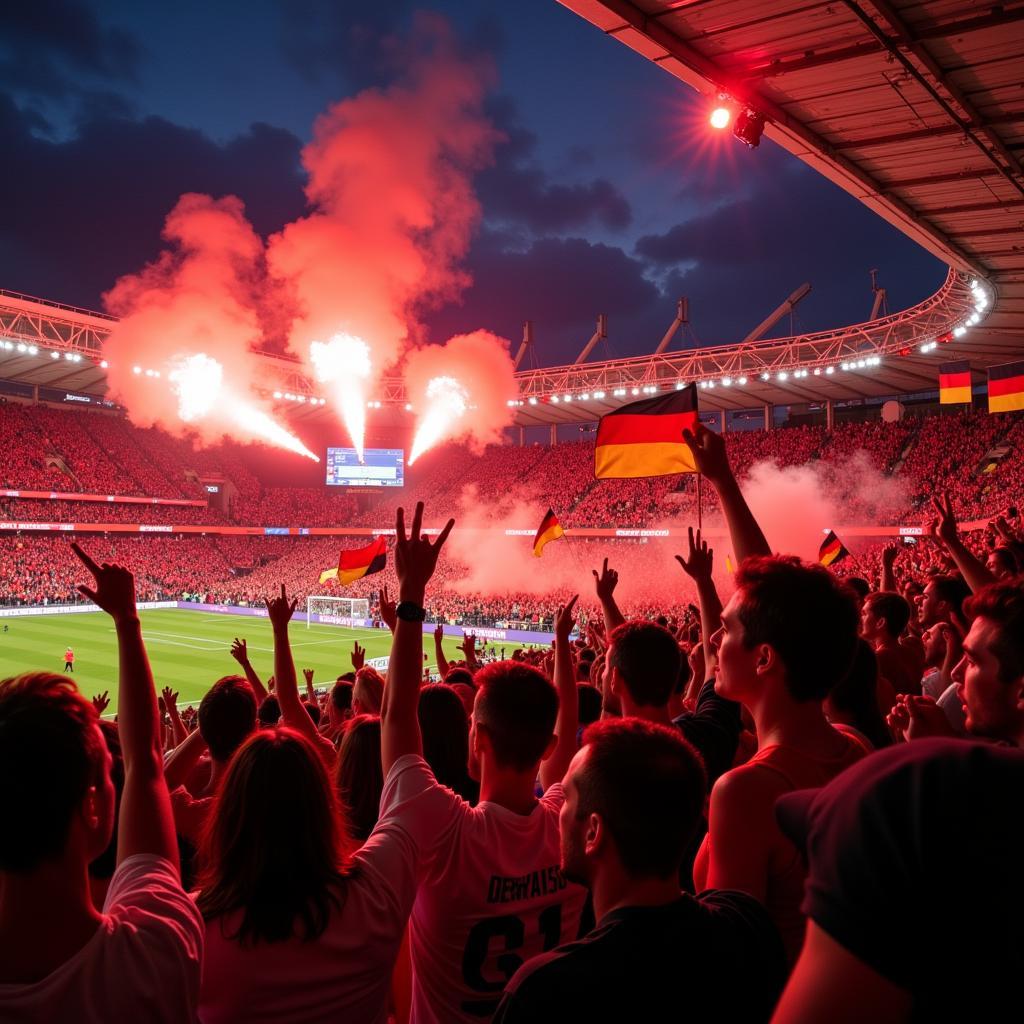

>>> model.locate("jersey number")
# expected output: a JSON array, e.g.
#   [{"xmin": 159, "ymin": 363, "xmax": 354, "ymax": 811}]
[{"xmin": 460, "ymin": 904, "xmax": 562, "ymax": 1015}]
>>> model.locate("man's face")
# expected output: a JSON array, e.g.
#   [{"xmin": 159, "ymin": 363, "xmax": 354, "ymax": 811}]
[
  {"xmin": 860, "ymin": 599, "xmax": 883, "ymax": 642},
  {"xmin": 559, "ymin": 746, "xmax": 592, "ymax": 886},
  {"xmin": 953, "ymin": 617, "xmax": 1022, "ymax": 740},
  {"xmin": 917, "ymin": 582, "xmax": 944, "ymax": 628},
  {"xmin": 922, "ymin": 626, "xmax": 946, "ymax": 668},
  {"xmin": 710, "ymin": 590, "xmax": 761, "ymax": 702}
]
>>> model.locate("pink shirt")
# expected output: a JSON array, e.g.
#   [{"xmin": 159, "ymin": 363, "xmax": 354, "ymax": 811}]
[
  {"xmin": 383, "ymin": 756, "xmax": 587, "ymax": 1024},
  {"xmin": 198, "ymin": 761, "xmax": 432, "ymax": 1024},
  {"xmin": 0, "ymin": 855, "xmax": 203, "ymax": 1023}
]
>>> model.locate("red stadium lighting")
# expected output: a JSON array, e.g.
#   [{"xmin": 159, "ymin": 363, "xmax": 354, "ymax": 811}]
[{"xmin": 709, "ymin": 106, "xmax": 731, "ymax": 130}]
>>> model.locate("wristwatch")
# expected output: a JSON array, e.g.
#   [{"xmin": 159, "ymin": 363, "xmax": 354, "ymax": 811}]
[{"xmin": 396, "ymin": 600, "xmax": 427, "ymax": 622}]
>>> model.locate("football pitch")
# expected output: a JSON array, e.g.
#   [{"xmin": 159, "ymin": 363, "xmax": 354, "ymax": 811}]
[{"xmin": 0, "ymin": 609, "xmax": 475, "ymax": 714}]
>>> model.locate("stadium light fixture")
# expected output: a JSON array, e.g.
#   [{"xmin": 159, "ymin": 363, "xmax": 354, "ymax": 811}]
[
  {"xmin": 825, "ymin": 366, "xmax": 834, "ymax": 375},
  {"xmin": 777, "ymin": 371, "xmax": 788, "ymax": 381},
  {"xmin": 737, "ymin": 376, "xmax": 747, "ymax": 385},
  {"xmin": 813, "ymin": 368, "xmax": 821, "ymax": 376},
  {"xmin": 709, "ymin": 105, "xmax": 731, "ymax": 130},
  {"xmin": 580, "ymin": 393, "xmax": 590, "ymax": 401},
  {"xmin": 551, "ymin": 395, "xmax": 559, "ymax": 403},
  {"xmin": 132, "ymin": 365, "xmax": 141, "ymax": 374},
  {"xmin": 707, "ymin": 381, "xmax": 715, "ymax": 389},
  {"xmin": 28, "ymin": 346, "xmax": 38, "ymax": 355},
  {"xmin": 528, "ymin": 397, "xmax": 537, "ymax": 405},
  {"xmin": 722, "ymin": 378, "xmax": 732, "ymax": 387},
  {"xmin": 631, "ymin": 388, "xmax": 640, "ymax": 396},
  {"xmin": 953, "ymin": 326, "xmax": 967, "ymax": 338},
  {"xmin": 732, "ymin": 108, "xmax": 766, "ymax": 148},
  {"xmin": 613, "ymin": 388, "xmax": 627, "ymax": 397},
  {"xmin": 563, "ymin": 394, "xmax": 572, "ymax": 402}
]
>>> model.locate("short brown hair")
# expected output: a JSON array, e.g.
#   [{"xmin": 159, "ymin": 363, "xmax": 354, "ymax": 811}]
[
  {"xmin": 0, "ymin": 673, "xmax": 107, "ymax": 871},
  {"xmin": 474, "ymin": 662, "xmax": 557, "ymax": 771},
  {"xmin": 965, "ymin": 581, "xmax": 1024, "ymax": 683}
]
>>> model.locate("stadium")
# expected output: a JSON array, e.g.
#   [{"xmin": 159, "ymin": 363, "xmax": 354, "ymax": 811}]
[{"xmin": 1, "ymin": 2, "xmax": 1022, "ymax": 1021}]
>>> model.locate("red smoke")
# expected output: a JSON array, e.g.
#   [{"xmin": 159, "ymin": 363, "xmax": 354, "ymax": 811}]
[
  {"xmin": 267, "ymin": 16, "xmax": 501, "ymax": 398},
  {"xmin": 405, "ymin": 330, "xmax": 517, "ymax": 459},
  {"xmin": 102, "ymin": 193, "xmax": 278, "ymax": 444}
]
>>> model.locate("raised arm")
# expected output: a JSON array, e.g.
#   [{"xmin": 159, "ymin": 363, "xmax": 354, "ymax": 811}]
[
  {"xmin": 381, "ymin": 502, "xmax": 454, "ymax": 776},
  {"xmin": 880, "ymin": 543, "xmax": 900, "ymax": 595},
  {"xmin": 433, "ymin": 623, "xmax": 450, "ymax": 679},
  {"xmin": 675, "ymin": 526, "xmax": 722, "ymax": 673},
  {"xmin": 540, "ymin": 594, "xmax": 580, "ymax": 792},
  {"xmin": 72, "ymin": 543, "xmax": 178, "ymax": 868},
  {"xmin": 592, "ymin": 557, "xmax": 625, "ymax": 633},
  {"xmin": 932, "ymin": 493, "xmax": 994, "ymax": 593},
  {"xmin": 162, "ymin": 687, "xmax": 188, "ymax": 749},
  {"xmin": 684, "ymin": 425, "xmax": 771, "ymax": 563},
  {"xmin": 230, "ymin": 637, "xmax": 268, "ymax": 704},
  {"xmin": 265, "ymin": 585, "xmax": 320, "ymax": 745}
]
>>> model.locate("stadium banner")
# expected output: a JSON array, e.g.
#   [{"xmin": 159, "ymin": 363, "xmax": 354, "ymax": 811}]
[
  {"xmin": 0, "ymin": 520, "xmax": 995, "ymax": 538},
  {"xmin": 171, "ymin": 602, "xmax": 560, "ymax": 645},
  {"xmin": 0, "ymin": 601, "xmax": 177, "ymax": 618},
  {"xmin": 0, "ymin": 489, "xmax": 207, "ymax": 507}
]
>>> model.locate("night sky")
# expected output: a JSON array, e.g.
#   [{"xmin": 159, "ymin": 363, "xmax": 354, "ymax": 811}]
[{"xmin": 1, "ymin": 0, "xmax": 947, "ymax": 368}]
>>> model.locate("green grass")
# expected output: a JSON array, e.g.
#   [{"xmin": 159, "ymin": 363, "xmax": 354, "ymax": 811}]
[{"xmin": 0, "ymin": 609, "xmax": 478, "ymax": 714}]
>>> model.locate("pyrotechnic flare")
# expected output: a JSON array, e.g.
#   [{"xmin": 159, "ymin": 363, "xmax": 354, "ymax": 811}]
[
  {"xmin": 169, "ymin": 353, "xmax": 224, "ymax": 422},
  {"xmin": 168, "ymin": 352, "xmax": 319, "ymax": 462},
  {"xmin": 310, "ymin": 333, "xmax": 371, "ymax": 460},
  {"xmin": 409, "ymin": 375, "xmax": 469, "ymax": 464}
]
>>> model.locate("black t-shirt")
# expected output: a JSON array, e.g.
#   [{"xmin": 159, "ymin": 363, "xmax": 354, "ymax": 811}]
[
  {"xmin": 789, "ymin": 738, "xmax": 1024, "ymax": 1021},
  {"xmin": 493, "ymin": 891, "xmax": 785, "ymax": 1024}
]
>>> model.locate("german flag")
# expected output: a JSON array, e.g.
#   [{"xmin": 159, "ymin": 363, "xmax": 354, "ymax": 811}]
[
  {"xmin": 818, "ymin": 530, "xmax": 849, "ymax": 567},
  {"xmin": 594, "ymin": 385, "xmax": 699, "ymax": 479},
  {"xmin": 320, "ymin": 536, "xmax": 388, "ymax": 587},
  {"xmin": 988, "ymin": 360, "xmax": 1024, "ymax": 414},
  {"xmin": 938, "ymin": 360, "xmax": 972, "ymax": 405},
  {"xmin": 533, "ymin": 508, "xmax": 565, "ymax": 557}
]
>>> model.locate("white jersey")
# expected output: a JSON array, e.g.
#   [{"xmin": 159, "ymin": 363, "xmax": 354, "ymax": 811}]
[{"xmin": 380, "ymin": 755, "xmax": 586, "ymax": 1024}]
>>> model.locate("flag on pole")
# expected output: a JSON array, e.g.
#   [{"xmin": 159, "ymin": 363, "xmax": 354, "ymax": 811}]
[
  {"xmin": 533, "ymin": 508, "xmax": 565, "ymax": 557},
  {"xmin": 818, "ymin": 530, "xmax": 850, "ymax": 567},
  {"xmin": 987, "ymin": 360, "xmax": 1024, "ymax": 413},
  {"xmin": 938, "ymin": 360, "xmax": 972, "ymax": 405},
  {"xmin": 594, "ymin": 385, "xmax": 699, "ymax": 479},
  {"xmin": 320, "ymin": 536, "xmax": 388, "ymax": 586}
]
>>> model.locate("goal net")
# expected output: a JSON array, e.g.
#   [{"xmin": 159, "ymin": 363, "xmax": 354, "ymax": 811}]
[{"xmin": 306, "ymin": 595, "xmax": 371, "ymax": 627}]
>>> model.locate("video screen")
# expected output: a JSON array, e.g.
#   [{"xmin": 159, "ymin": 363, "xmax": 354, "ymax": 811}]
[{"xmin": 326, "ymin": 448, "xmax": 405, "ymax": 488}]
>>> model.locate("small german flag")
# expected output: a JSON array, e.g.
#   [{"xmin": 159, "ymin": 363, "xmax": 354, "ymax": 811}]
[
  {"xmin": 938, "ymin": 360, "xmax": 972, "ymax": 405},
  {"xmin": 594, "ymin": 385, "xmax": 699, "ymax": 479},
  {"xmin": 818, "ymin": 530, "xmax": 849, "ymax": 567},
  {"xmin": 988, "ymin": 360, "xmax": 1024, "ymax": 414},
  {"xmin": 320, "ymin": 536, "xmax": 388, "ymax": 587},
  {"xmin": 533, "ymin": 507, "xmax": 565, "ymax": 557}
]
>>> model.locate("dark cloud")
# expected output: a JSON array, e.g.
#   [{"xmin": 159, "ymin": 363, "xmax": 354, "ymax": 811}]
[
  {"xmin": 0, "ymin": 97, "xmax": 306, "ymax": 309},
  {"xmin": 634, "ymin": 164, "xmax": 946, "ymax": 341},
  {"xmin": 477, "ymin": 96, "xmax": 632, "ymax": 234},
  {"xmin": 424, "ymin": 231, "xmax": 662, "ymax": 365},
  {"xmin": 0, "ymin": 0, "xmax": 140, "ymax": 99}
]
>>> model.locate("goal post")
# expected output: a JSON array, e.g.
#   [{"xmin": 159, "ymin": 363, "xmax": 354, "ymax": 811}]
[{"xmin": 306, "ymin": 595, "xmax": 371, "ymax": 627}]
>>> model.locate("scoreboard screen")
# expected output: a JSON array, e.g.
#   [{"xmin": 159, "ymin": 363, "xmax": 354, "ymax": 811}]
[{"xmin": 326, "ymin": 448, "xmax": 405, "ymax": 488}]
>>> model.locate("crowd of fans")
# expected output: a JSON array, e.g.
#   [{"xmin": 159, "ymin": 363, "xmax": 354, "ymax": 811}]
[{"xmin": 2, "ymin": 422, "xmax": 1020, "ymax": 1023}]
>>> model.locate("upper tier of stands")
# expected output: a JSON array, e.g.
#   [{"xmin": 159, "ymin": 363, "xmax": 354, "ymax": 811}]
[{"xmin": 2, "ymin": 400, "xmax": 1022, "ymax": 533}]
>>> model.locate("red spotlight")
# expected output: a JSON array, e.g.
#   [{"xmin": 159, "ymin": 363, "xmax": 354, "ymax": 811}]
[{"xmin": 709, "ymin": 106, "xmax": 731, "ymax": 129}]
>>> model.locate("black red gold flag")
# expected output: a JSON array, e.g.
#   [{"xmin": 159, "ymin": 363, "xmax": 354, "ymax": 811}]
[
  {"xmin": 320, "ymin": 535, "xmax": 388, "ymax": 586},
  {"xmin": 594, "ymin": 385, "xmax": 699, "ymax": 479},
  {"xmin": 988, "ymin": 360, "xmax": 1024, "ymax": 414},
  {"xmin": 818, "ymin": 530, "xmax": 849, "ymax": 568},
  {"xmin": 938, "ymin": 360, "xmax": 972, "ymax": 405},
  {"xmin": 533, "ymin": 508, "xmax": 565, "ymax": 557}
]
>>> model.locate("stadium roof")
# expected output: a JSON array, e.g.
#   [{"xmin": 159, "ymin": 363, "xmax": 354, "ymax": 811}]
[
  {"xmin": 2, "ymin": 0, "xmax": 1022, "ymax": 427},
  {"xmin": 531, "ymin": 0, "xmax": 1024, "ymax": 421}
]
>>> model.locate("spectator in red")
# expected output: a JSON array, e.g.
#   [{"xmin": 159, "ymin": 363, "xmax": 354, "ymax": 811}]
[
  {"xmin": 494, "ymin": 719, "xmax": 786, "ymax": 1023},
  {"xmin": 0, "ymin": 545, "xmax": 202, "ymax": 1020}
]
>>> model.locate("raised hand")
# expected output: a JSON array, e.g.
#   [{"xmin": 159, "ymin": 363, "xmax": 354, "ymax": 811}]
[
  {"xmin": 681, "ymin": 424, "xmax": 732, "ymax": 484},
  {"xmin": 433, "ymin": 622, "xmax": 444, "ymax": 645},
  {"xmin": 230, "ymin": 637, "xmax": 249, "ymax": 665},
  {"xmin": 92, "ymin": 691, "xmax": 110, "ymax": 715},
  {"xmin": 675, "ymin": 526, "xmax": 714, "ymax": 582},
  {"xmin": 555, "ymin": 594, "xmax": 580, "ymax": 643},
  {"xmin": 71, "ymin": 542, "xmax": 137, "ymax": 623},
  {"xmin": 592, "ymin": 557, "xmax": 619, "ymax": 602},
  {"xmin": 265, "ymin": 584, "xmax": 297, "ymax": 632},
  {"xmin": 931, "ymin": 492, "xmax": 959, "ymax": 547},
  {"xmin": 881, "ymin": 543, "xmax": 900, "ymax": 569},
  {"xmin": 457, "ymin": 632, "xmax": 477, "ymax": 660},
  {"xmin": 379, "ymin": 585, "xmax": 397, "ymax": 633},
  {"xmin": 351, "ymin": 642, "xmax": 365, "ymax": 671},
  {"xmin": 394, "ymin": 502, "xmax": 455, "ymax": 604},
  {"xmin": 161, "ymin": 687, "xmax": 179, "ymax": 712}
]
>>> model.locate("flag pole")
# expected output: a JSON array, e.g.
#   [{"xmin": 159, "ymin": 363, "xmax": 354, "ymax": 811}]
[{"xmin": 697, "ymin": 473, "xmax": 703, "ymax": 532}]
